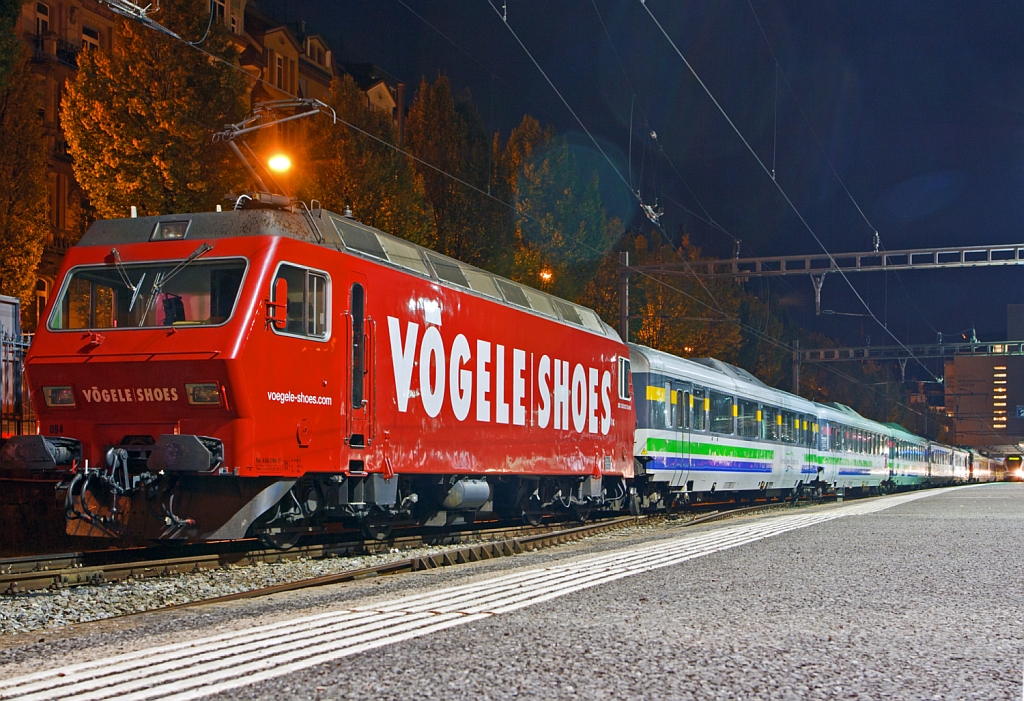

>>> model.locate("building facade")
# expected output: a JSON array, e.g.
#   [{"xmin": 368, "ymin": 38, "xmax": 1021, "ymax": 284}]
[
  {"xmin": 16, "ymin": 0, "xmax": 400, "ymax": 331},
  {"xmin": 944, "ymin": 355, "xmax": 1024, "ymax": 454}
]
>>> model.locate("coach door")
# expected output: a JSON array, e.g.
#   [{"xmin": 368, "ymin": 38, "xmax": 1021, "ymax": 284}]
[
  {"xmin": 674, "ymin": 384, "xmax": 693, "ymax": 489},
  {"xmin": 346, "ymin": 276, "xmax": 375, "ymax": 451}
]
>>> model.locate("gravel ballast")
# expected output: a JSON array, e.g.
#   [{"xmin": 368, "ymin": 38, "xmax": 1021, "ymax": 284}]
[{"xmin": 1, "ymin": 484, "xmax": 1019, "ymax": 699}]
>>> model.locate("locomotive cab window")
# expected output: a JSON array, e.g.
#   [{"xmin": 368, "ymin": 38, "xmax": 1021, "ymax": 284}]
[
  {"xmin": 49, "ymin": 258, "xmax": 246, "ymax": 330},
  {"xmin": 271, "ymin": 264, "xmax": 329, "ymax": 339}
]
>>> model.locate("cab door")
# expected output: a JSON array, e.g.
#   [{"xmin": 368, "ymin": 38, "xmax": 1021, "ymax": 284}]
[{"xmin": 345, "ymin": 275, "xmax": 375, "ymax": 451}]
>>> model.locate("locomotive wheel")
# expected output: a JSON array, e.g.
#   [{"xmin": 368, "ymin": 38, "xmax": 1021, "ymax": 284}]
[
  {"xmin": 569, "ymin": 502, "xmax": 591, "ymax": 523},
  {"xmin": 260, "ymin": 530, "xmax": 301, "ymax": 550},
  {"xmin": 361, "ymin": 521, "xmax": 393, "ymax": 541},
  {"xmin": 629, "ymin": 490, "xmax": 642, "ymax": 516},
  {"xmin": 521, "ymin": 509, "xmax": 544, "ymax": 527}
]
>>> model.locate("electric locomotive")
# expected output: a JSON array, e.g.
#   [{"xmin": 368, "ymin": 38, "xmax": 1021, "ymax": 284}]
[{"xmin": 3, "ymin": 207, "xmax": 634, "ymax": 545}]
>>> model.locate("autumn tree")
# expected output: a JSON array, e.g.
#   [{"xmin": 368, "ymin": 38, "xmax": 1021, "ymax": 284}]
[
  {"xmin": 0, "ymin": 57, "xmax": 48, "ymax": 308},
  {"xmin": 300, "ymin": 75, "xmax": 434, "ymax": 246},
  {"xmin": 62, "ymin": 0, "xmax": 246, "ymax": 219},
  {"xmin": 405, "ymin": 76, "xmax": 512, "ymax": 273},
  {"xmin": 0, "ymin": 0, "xmax": 18, "ymax": 89},
  {"xmin": 503, "ymin": 121, "xmax": 617, "ymax": 301}
]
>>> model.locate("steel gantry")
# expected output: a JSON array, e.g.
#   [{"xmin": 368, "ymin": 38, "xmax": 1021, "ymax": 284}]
[{"xmin": 621, "ymin": 240, "xmax": 1024, "ymax": 317}]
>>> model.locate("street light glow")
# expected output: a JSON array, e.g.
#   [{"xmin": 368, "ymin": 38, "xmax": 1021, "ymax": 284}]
[
  {"xmin": 268, "ymin": 154, "xmax": 292, "ymax": 173},
  {"xmin": 539, "ymin": 268, "xmax": 553, "ymax": 283}
]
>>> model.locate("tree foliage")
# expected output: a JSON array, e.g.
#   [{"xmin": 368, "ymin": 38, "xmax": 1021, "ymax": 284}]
[
  {"xmin": 300, "ymin": 75, "xmax": 434, "ymax": 246},
  {"xmin": 404, "ymin": 76, "xmax": 511, "ymax": 273},
  {"xmin": 61, "ymin": 0, "xmax": 246, "ymax": 219},
  {"xmin": 580, "ymin": 230, "xmax": 744, "ymax": 360},
  {"xmin": 0, "ymin": 0, "xmax": 19, "ymax": 89},
  {"xmin": 0, "ymin": 57, "xmax": 48, "ymax": 307},
  {"xmin": 507, "ymin": 125, "xmax": 616, "ymax": 301}
]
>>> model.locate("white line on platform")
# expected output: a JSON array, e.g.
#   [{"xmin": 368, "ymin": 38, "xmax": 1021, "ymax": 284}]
[{"xmin": 0, "ymin": 487, "xmax": 970, "ymax": 701}]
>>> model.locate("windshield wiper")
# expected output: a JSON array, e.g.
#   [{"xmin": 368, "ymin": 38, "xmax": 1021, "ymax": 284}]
[
  {"xmin": 137, "ymin": 243, "xmax": 214, "ymax": 326},
  {"xmin": 111, "ymin": 248, "xmax": 149, "ymax": 313}
]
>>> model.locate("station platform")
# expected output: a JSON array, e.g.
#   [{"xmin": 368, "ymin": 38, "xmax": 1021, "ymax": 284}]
[{"xmin": 0, "ymin": 483, "xmax": 1021, "ymax": 700}]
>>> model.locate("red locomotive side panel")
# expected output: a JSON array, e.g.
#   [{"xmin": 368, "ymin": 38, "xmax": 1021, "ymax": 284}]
[
  {"xmin": 12, "ymin": 209, "xmax": 635, "ymax": 542},
  {"xmin": 210, "ymin": 236, "xmax": 634, "ymax": 481}
]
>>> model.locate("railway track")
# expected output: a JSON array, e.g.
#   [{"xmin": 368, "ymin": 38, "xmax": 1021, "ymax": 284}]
[{"xmin": 0, "ymin": 498, "xmax": 807, "ymax": 599}]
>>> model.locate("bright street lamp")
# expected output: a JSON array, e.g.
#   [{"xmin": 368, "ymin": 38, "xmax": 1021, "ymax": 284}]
[{"xmin": 267, "ymin": 154, "xmax": 292, "ymax": 173}]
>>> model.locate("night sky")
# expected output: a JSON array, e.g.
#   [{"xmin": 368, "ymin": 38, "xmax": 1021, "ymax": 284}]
[{"xmin": 257, "ymin": 0, "xmax": 1024, "ymax": 360}]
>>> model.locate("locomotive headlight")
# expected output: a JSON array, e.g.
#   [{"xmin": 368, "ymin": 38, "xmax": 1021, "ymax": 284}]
[
  {"xmin": 42, "ymin": 386, "xmax": 75, "ymax": 407},
  {"xmin": 185, "ymin": 383, "xmax": 221, "ymax": 406}
]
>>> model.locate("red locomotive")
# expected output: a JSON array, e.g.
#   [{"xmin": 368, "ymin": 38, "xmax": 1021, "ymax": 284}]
[{"xmin": 2, "ymin": 207, "xmax": 634, "ymax": 545}]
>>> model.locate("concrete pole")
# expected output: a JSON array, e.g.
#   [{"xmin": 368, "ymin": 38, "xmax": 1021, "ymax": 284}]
[
  {"xmin": 618, "ymin": 252, "xmax": 629, "ymax": 343},
  {"xmin": 792, "ymin": 339, "xmax": 800, "ymax": 395}
]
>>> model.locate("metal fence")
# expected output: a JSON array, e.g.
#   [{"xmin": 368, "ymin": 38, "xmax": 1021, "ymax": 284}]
[{"xmin": 0, "ymin": 330, "xmax": 33, "ymax": 439}]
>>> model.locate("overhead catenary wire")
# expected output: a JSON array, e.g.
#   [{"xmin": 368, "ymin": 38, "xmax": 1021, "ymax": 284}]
[
  {"xmin": 637, "ymin": 0, "xmax": 941, "ymax": 385},
  {"xmin": 745, "ymin": 0, "xmax": 946, "ymax": 341},
  {"xmin": 94, "ymin": 1, "xmax": 929, "ymax": 420},
  {"xmin": 587, "ymin": 0, "xmax": 811, "ymax": 315}
]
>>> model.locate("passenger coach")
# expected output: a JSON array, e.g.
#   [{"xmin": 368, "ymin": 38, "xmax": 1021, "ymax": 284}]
[{"xmin": 628, "ymin": 344, "xmax": 820, "ymax": 509}]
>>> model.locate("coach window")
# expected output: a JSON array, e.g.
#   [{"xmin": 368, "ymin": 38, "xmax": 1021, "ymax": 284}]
[
  {"xmin": 780, "ymin": 411, "xmax": 798, "ymax": 443},
  {"xmin": 761, "ymin": 406, "xmax": 778, "ymax": 441},
  {"xmin": 692, "ymin": 388, "xmax": 707, "ymax": 431},
  {"xmin": 617, "ymin": 357, "xmax": 632, "ymax": 401},
  {"xmin": 648, "ymin": 385, "xmax": 671, "ymax": 430},
  {"xmin": 709, "ymin": 392, "xmax": 733, "ymax": 435},
  {"xmin": 737, "ymin": 399, "xmax": 758, "ymax": 438},
  {"xmin": 272, "ymin": 264, "xmax": 329, "ymax": 339},
  {"xmin": 677, "ymin": 390, "xmax": 690, "ymax": 430}
]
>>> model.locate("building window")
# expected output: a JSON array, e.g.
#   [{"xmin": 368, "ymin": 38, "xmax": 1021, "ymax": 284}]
[
  {"xmin": 230, "ymin": 15, "xmax": 237, "ymax": 33},
  {"xmin": 82, "ymin": 27, "xmax": 100, "ymax": 51},
  {"xmin": 36, "ymin": 2, "xmax": 50, "ymax": 35},
  {"xmin": 35, "ymin": 279, "xmax": 49, "ymax": 328},
  {"xmin": 276, "ymin": 55, "xmax": 283, "ymax": 89},
  {"xmin": 211, "ymin": 0, "xmax": 225, "ymax": 22}
]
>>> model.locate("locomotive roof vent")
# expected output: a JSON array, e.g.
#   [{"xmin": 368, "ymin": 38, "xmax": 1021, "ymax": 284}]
[{"xmin": 342, "ymin": 205, "xmax": 354, "ymax": 219}]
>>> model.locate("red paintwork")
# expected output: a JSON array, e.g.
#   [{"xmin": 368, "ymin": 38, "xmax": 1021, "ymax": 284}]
[{"xmin": 26, "ymin": 232, "xmax": 635, "ymax": 482}]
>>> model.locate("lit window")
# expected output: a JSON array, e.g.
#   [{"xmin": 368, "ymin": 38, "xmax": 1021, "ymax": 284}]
[{"xmin": 82, "ymin": 27, "xmax": 100, "ymax": 51}]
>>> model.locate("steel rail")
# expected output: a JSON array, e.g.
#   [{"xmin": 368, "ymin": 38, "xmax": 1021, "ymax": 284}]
[
  {"xmin": 0, "ymin": 495, "xmax": 820, "ymax": 597},
  {"xmin": 0, "ymin": 518, "xmax": 637, "ymax": 595}
]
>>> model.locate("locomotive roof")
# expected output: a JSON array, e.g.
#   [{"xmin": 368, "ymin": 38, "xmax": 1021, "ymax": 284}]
[
  {"xmin": 627, "ymin": 343, "xmax": 817, "ymax": 413},
  {"xmin": 79, "ymin": 208, "xmax": 619, "ymax": 340}
]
